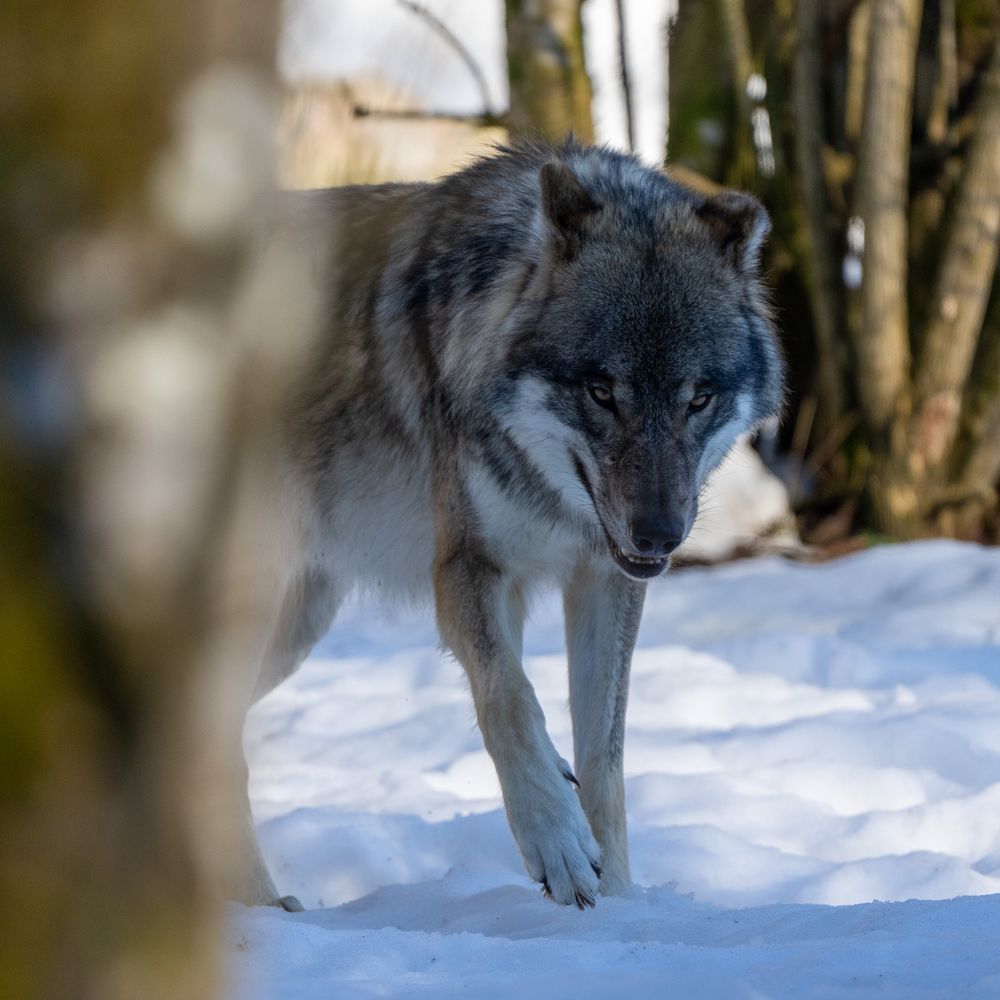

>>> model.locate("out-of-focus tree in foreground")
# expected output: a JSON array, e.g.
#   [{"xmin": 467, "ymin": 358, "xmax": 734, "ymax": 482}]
[
  {"xmin": 0, "ymin": 2, "xmax": 322, "ymax": 997},
  {"xmin": 670, "ymin": 0, "xmax": 1000, "ymax": 542}
]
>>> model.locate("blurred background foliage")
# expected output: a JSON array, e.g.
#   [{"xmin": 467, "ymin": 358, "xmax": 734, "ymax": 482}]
[{"xmin": 668, "ymin": 0, "xmax": 1000, "ymax": 545}]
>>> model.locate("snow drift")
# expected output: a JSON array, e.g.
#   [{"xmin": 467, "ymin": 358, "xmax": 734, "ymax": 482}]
[{"xmin": 232, "ymin": 541, "xmax": 1000, "ymax": 998}]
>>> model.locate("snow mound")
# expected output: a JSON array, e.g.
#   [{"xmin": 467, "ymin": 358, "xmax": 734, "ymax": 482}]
[{"xmin": 234, "ymin": 541, "xmax": 1000, "ymax": 997}]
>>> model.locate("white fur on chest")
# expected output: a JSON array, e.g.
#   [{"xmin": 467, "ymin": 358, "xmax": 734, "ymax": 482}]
[
  {"xmin": 314, "ymin": 457, "xmax": 436, "ymax": 604},
  {"xmin": 465, "ymin": 461, "xmax": 587, "ymax": 586}
]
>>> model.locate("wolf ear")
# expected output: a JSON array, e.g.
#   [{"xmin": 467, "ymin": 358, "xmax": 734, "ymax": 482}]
[
  {"xmin": 695, "ymin": 192, "xmax": 770, "ymax": 276},
  {"xmin": 539, "ymin": 161, "xmax": 601, "ymax": 260}
]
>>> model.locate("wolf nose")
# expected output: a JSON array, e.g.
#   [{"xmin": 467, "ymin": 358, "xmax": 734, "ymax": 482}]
[{"xmin": 630, "ymin": 514, "xmax": 685, "ymax": 556}]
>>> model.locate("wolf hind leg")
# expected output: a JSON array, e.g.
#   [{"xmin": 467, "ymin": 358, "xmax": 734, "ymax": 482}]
[
  {"xmin": 564, "ymin": 561, "xmax": 646, "ymax": 896},
  {"xmin": 220, "ymin": 750, "xmax": 302, "ymax": 910},
  {"xmin": 224, "ymin": 567, "xmax": 342, "ymax": 908},
  {"xmin": 253, "ymin": 566, "xmax": 343, "ymax": 703}
]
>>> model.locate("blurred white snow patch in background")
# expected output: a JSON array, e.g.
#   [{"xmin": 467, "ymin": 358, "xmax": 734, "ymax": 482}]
[
  {"xmin": 232, "ymin": 541, "xmax": 1000, "ymax": 998},
  {"xmin": 680, "ymin": 436, "xmax": 799, "ymax": 562},
  {"xmin": 582, "ymin": 0, "xmax": 677, "ymax": 164}
]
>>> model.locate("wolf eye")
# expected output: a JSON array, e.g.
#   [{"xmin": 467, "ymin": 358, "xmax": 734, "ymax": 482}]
[
  {"xmin": 587, "ymin": 382, "xmax": 615, "ymax": 409},
  {"xmin": 689, "ymin": 391, "xmax": 713, "ymax": 413}
]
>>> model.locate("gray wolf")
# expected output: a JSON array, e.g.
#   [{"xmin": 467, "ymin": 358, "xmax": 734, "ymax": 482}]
[{"xmin": 228, "ymin": 140, "xmax": 783, "ymax": 911}]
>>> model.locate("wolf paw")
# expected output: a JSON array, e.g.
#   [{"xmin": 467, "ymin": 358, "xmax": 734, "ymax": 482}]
[
  {"xmin": 541, "ymin": 861, "xmax": 603, "ymax": 909},
  {"xmin": 506, "ymin": 765, "xmax": 603, "ymax": 909}
]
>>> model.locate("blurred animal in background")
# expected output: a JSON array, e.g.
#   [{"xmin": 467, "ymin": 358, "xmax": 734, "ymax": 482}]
[{"xmin": 235, "ymin": 139, "xmax": 783, "ymax": 910}]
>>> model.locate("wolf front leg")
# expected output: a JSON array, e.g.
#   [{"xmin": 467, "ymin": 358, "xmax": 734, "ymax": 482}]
[
  {"xmin": 435, "ymin": 544, "xmax": 603, "ymax": 908},
  {"xmin": 564, "ymin": 561, "xmax": 646, "ymax": 896}
]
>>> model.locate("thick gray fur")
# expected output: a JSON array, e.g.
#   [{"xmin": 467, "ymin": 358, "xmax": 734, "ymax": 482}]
[{"xmin": 230, "ymin": 140, "xmax": 784, "ymax": 910}]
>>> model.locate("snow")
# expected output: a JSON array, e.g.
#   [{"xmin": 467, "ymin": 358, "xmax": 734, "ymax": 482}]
[{"xmin": 232, "ymin": 541, "xmax": 1000, "ymax": 998}]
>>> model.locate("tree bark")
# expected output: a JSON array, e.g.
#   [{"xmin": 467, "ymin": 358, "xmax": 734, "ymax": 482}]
[
  {"xmin": 505, "ymin": 0, "xmax": 595, "ymax": 143},
  {"xmin": 851, "ymin": 0, "xmax": 923, "ymax": 531},
  {"xmin": 908, "ymin": 39, "xmax": 1000, "ymax": 488},
  {"xmin": 853, "ymin": 0, "xmax": 922, "ymax": 439}
]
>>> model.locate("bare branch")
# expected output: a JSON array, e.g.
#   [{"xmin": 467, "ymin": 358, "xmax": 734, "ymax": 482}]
[
  {"xmin": 353, "ymin": 104, "xmax": 507, "ymax": 128},
  {"xmin": 614, "ymin": 0, "xmax": 636, "ymax": 151},
  {"xmin": 396, "ymin": 0, "xmax": 495, "ymax": 116}
]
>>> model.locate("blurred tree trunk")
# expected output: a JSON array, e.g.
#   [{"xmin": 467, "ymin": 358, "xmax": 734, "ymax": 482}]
[
  {"xmin": 907, "ymin": 40, "xmax": 1000, "ymax": 491},
  {"xmin": 667, "ymin": 0, "xmax": 739, "ymax": 182},
  {"xmin": 852, "ymin": 0, "xmax": 921, "ymax": 435},
  {"xmin": 0, "ymin": 1, "xmax": 288, "ymax": 997},
  {"xmin": 852, "ymin": 0, "xmax": 923, "ymax": 530},
  {"xmin": 505, "ymin": 0, "xmax": 594, "ymax": 142}
]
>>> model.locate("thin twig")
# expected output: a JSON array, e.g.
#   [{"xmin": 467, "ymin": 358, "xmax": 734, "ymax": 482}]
[
  {"xmin": 396, "ymin": 0, "xmax": 495, "ymax": 116},
  {"xmin": 614, "ymin": 0, "xmax": 635, "ymax": 151},
  {"xmin": 353, "ymin": 104, "xmax": 507, "ymax": 128}
]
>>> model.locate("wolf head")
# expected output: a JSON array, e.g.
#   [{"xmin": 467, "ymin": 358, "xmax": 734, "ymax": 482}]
[{"xmin": 502, "ymin": 148, "xmax": 784, "ymax": 580}]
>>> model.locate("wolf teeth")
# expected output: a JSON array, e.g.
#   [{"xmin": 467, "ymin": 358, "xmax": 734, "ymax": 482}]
[{"xmin": 616, "ymin": 546, "xmax": 664, "ymax": 565}]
